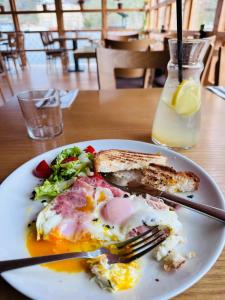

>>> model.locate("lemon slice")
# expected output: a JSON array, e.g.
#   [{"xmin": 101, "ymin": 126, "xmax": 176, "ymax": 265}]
[{"xmin": 171, "ymin": 80, "xmax": 201, "ymax": 116}]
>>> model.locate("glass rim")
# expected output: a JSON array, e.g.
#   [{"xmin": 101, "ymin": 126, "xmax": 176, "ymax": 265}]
[{"xmin": 17, "ymin": 89, "xmax": 58, "ymax": 101}]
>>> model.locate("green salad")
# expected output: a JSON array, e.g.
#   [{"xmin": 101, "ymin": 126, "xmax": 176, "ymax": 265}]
[{"xmin": 33, "ymin": 146, "xmax": 94, "ymax": 201}]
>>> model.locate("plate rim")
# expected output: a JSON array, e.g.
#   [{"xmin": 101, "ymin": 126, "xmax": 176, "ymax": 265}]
[{"xmin": 1, "ymin": 138, "xmax": 225, "ymax": 300}]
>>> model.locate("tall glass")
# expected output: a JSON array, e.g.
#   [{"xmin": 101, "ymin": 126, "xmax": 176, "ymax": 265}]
[
  {"xmin": 17, "ymin": 89, "xmax": 63, "ymax": 140},
  {"xmin": 152, "ymin": 39, "xmax": 208, "ymax": 149}
]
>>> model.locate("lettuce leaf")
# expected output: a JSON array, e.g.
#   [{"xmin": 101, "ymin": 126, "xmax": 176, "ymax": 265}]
[
  {"xmin": 34, "ymin": 178, "xmax": 74, "ymax": 200},
  {"xmin": 33, "ymin": 146, "xmax": 94, "ymax": 201}
]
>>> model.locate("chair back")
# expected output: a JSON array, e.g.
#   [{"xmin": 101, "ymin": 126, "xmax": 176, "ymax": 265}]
[
  {"xmin": 0, "ymin": 53, "xmax": 5, "ymax": 73},
  {"xmin": 40, "ymin": 32, "xmax": 50, "ymax": 47},
  {"xmin": 15, "ymin": 32, "xmax": 25, "ymax": 51},
  {"xmin": 215, "ymin": 46, "xmax": 225, "ymax": 86},
  {"xmin": 47, "ymin": 32, "xmax": 55, "ymax": 44},
  {"xmin": 96, "ymin": 47, "xmax": 169, "ymax": 90},
  {"xmin": 7, "ymin": 33, "xmax": 17, "ymax": 49},
  {"xmin": 201, "ymin": 36, "xmax": 216, "ymax": 85},
  {"xmin": 106, "ymin": 33, "xmax": 139, "ymax": 41},
  {"xmin": 105, "ymin": 39, "xmax": 151, "ymax": 51},
  {"xmin": 6, "ymin": 32, "xmax": 24, "ymax": 55},
  {"xmin": 104, "ymin": 39, "xmax": 152, "ymax": 78}
]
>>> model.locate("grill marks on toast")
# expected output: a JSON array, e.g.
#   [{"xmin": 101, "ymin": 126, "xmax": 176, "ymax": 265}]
[
  {"xmin": 95, "ymin": 150, "xmax": 167, "ymax": 173},
  {"xmin": 141, "ymin": 164, "xmax": 199, "ymax": 192}
]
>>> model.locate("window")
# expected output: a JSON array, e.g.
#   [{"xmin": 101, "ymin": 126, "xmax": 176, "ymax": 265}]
[
  {"xmin": 62, "ymin": 0, "xmax": 78, "ymax": 10},
  {"xmin": 64, "ymin": 12, "xmax": 102, "ymax": 30},
  {"xmin": 18, "ymin": 14, "xmax": 57, "ymax": 31},
  {"xmin": 149, "ymin": 9, "xmax": 157, "ymax": 30},
  {"xmin": 83, "ymin": 0, "xmax": 101, "ymax": 9},
  {"xmin": 0, "ymin": 0, "xmax": 10, "ymax": 11},
  {"xmin": 190, "ymin": 0, "xmax": 218, "ymax": 31},
  {"xmin": 169, "ymin": 2, "xmax": 177, "ymax": 30},
  {"xmin": 62, "ymin": 0, "xmax": 101, "ymax": 10},
  {"xmin": 0, "ymin": 15, "xmax": 14, "ymax": 31},
  {"xmin": 108, "ymin": 12, "xmax": 145, "ymax": 30},
  {"xmin": 107, "ymin": 0, "xmax": 145, "ymax": 9},
  {"xmin": 158, "ymin": 7, "xmax": 166, "ymax": 30},
  {"xmin": 16, "ymin": 0, "xmax": 55, "ymax": 11}
]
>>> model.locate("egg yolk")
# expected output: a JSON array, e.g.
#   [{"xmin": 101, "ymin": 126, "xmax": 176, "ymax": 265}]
[
  {"xmin": 76, "ymin": 195, "xmax": 94, "ymax": 213},
  {"xmin": 26, "ymin": 224, "xmax": 101, "ymax": 273}
]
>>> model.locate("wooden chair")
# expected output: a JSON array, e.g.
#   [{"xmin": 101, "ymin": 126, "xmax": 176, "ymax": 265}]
[
  {"xmin": 104, "ymin": 39, "xmax": 152, "ymax": 84},
  {"xmin": 106, "ymin": 33, "xmax": 139, "ymax": 41},
  {"xmin": 201, "ymin": 36, "xmax": 216, "ymax": 85},
  {"xmin": 0, "ymin": 53, "xmax": 14, "ymax": 104},
  {"xmin": 96, "ymin": 47, "xmax": 169, "ymax": 90},
  {"xmin": 1, "ymin": 32, "xmax": 25, "ymax": 71},
  {"xmin": 215, "ymin": 47, "xmax": 225, "ymax": 86},
  {"xmin": 40, "ymin": 32, "xmax": 67, "ymax": 71}
]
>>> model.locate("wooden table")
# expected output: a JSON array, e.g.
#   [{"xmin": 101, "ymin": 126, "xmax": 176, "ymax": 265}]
[{"xmin": 0, "ymin": 88, "xmax": 224, "ymax": 299}]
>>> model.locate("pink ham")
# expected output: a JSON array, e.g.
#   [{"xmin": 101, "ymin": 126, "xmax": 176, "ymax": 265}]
[
  {"xmin": 128, "ymin": 225, "xmax": 149, "ymax": 237},
  {"xmin": 101, "ymin": 197, "xmax": 134, "ymax": 225},
  {"xmin": 53, "ymin": 179, "xmax": 94, "ymax": 217},
  {"xmin": 145, "ymin": 195, "xmax": 169, "ymax": 210},
  {"xmin": 80, "ymin": 176, "xmax": 124, "ymax": 197}
]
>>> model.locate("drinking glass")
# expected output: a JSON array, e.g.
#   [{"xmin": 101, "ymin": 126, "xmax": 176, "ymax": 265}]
[
  {"xmin": 152, "ymin": 39, "xmax": 208, "ymax": 149},
  {"xmin": 17, "ymin": 89, "xmax": 63, "ymax": 140}
]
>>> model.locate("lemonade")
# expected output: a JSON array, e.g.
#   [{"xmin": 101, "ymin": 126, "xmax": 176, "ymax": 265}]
[{"xmin": 152, "ymin": 39, "xmax": 207, "ymax": 149}]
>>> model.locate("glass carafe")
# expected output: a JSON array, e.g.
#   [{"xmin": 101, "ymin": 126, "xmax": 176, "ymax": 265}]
[{"xmin": 152, "ymin": 39, "xmax": 208, "ymax": 149}]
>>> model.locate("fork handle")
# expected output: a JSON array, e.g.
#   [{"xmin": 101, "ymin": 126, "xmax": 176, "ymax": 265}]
[
  {"xmin": 0, "ymin": 251, "xmax": 97, "ymax": 273},
  {"xmin": 161, "ymin": 190, "xmax": 225, "ymax": 223}
]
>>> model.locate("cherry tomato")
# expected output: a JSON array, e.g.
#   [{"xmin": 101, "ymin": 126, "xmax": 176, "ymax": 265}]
[
  {"xmin": 33, "ymin": 160, "xmax": 52, "ymax": 178},
  {"xmin": 85, "ymin": 145, "xmax": 96, "ymax": 154},
  {"xmin": 61, "ymin": 156, "xmax": 78, "ymax": 164}
]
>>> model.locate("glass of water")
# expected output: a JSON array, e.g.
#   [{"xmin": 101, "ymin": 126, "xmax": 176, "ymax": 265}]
[{"xmin": 17, "ymin": 89, "xmax": 63, "ymax": 140}]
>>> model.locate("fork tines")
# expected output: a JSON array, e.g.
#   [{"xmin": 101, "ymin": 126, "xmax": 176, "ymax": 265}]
[{"xmin": 118, "ymin": 226, "xmax": 168, "ymax": 264}]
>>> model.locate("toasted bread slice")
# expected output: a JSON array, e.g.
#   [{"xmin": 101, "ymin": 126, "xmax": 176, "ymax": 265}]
[
  {"xmin": 111, "ymin": 163, "xmax": 199, "ymax": 193},
  {"xmin": 141, "ymin": 164, "xmax": 199, "ymax": 192},
  {"xmin": 95, "ymin": 149, "xmax": 167, "ymax": 173}
]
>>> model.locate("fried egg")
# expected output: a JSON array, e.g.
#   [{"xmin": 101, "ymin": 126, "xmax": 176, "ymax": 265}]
[
  {"xmin": 28, "ymin": 176, "xmax": 185, "ymax": 292},
  {"xmin": 88, "ymin": 255, "xmax": 141, "ymax": 292}
]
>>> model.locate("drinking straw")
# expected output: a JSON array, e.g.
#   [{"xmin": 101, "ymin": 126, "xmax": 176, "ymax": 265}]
[{"xmin": 176, "ymin": 0, "xmax": 183, "ymax": 83}]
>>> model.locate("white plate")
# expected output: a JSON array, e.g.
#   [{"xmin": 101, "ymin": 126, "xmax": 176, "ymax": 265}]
[{"xmin": 0, "ymin": 139, "xmax": 224, "ymax": 300}]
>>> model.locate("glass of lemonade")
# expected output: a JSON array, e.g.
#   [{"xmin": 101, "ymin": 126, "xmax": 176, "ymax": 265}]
[{"xmin": 152, "ymin": 39, "xmax": 208, "ymax": 149}]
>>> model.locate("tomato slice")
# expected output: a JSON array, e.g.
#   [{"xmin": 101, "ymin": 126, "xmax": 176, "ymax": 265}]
[
  {"xmin": 61, "ymin": 156, "xmax": 78, "ymax": 164},
  {"xmin": 33, "ymin": 160, "xmax": 52, "ymax": 179},
  {"xmin": 85, "ymin": 145, "xmax": 96, "ymax": 154}
]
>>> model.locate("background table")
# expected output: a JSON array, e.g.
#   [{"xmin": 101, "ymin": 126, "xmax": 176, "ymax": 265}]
[{"xmin": 0, "ymin": 88, "xmax": 224, "ymax": 299}]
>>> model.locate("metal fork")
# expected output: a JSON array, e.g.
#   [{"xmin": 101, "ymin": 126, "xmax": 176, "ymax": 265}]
[{"xmin": 0, "ymin": 226, "xmax": 168, "ymax": 273}]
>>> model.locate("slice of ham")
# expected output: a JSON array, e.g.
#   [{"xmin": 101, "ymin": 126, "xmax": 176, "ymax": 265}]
[
  {"xmin": 52, "ymin": 176, "xmax": 124, "ymax": 218},
  {"xmin": 128, "ymin": 225, "xmax": 150, "ymax": 237},
  {"xmin": 145, "ymin": 195, "xmax": 169, "ymax": 210},
  {"xmin": 80, "ymin": 176, "xmax": 125, "ymax": 197},
  {"xmin": 53, "ymin": 180, "xmax": 95, "ymax": 217}
]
